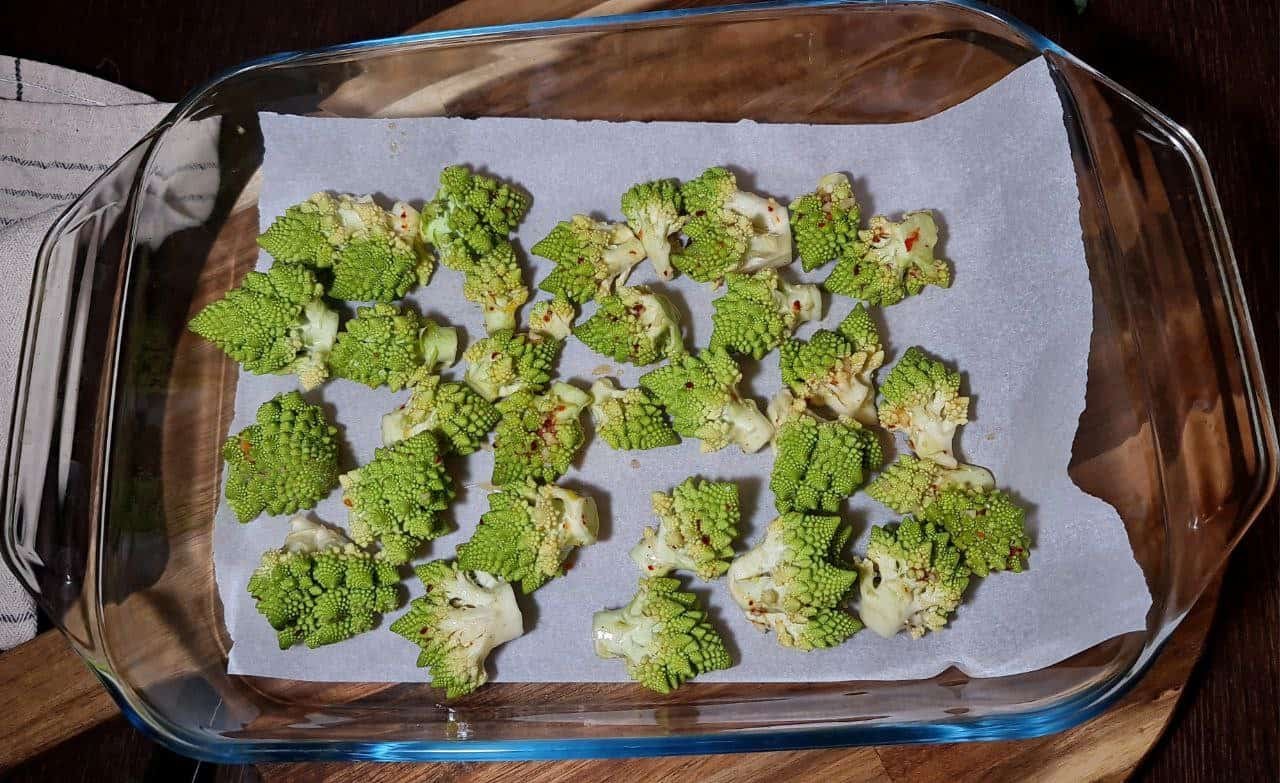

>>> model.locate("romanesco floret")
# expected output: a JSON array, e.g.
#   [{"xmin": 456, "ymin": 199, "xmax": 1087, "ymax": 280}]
[
  {"xmin": 390, "ymin": 560, "xmax": 524, "ymax": 698},
  {"xmin": 767, "ymin": 390, "xmax": 883, "ymax": 514},
  {"xmin": 878, "ymin": 346, "xmax": 969, "ymax": 468},
  {"xmin": 589, "ymin": 379, "xmax": 680, "ymax": 451},
  {"xmin": 463, "ymin": 240, "xmax": 529, "ymax": 334},
  {"xmin": 639, "ymin": 349, "xmax": 773, "ymax": 454},
  {"xmin": 824, "ymin": 211, "xmax": 950, "ymax": 305},
  {"xmin": 573, "ymin": 285, "xmax": 685, "ymax": 366},
  {"xmin": 778, "ymin": 304, "xmax": 885, "ymax": 425},
  {"xmin": 222, "ymin": 391, "xmax": 340, "ymax": 523},
  {"xmin": 727, "ymin": 512, "xmax": 863, "ymax": 649},
  {"xmin": 419, "ymin": 165, "xmax": 529, "ymax": 273},
  {"xmin": 592, "ymin": 576, "xmax": 731, "ymax": 693},
  {"xmin": 855, "ymin": 517, "xmax": 970, "ymax": 639},
  {"xmin": 463, "ymin": 329, "xmax": 561, "ymax": 401},
  {"xmin": 532, "ymin": 215, "xmax": 646, "ymax": 303},
  {"xmin": 491, "ymin": 382, "xmax": 591, "ymax": 486},
  {"xmin": 247, "ymin": 516, "xmax": 400, "ymax": 649},
  {"xmin": 455, "ymin": 480, "xmax": 599, "ymax": 593},
  {"xmin": 529, "ymin": 297, "xmax": 576, "ymax": 340},
  {"xmin": 188, "ymin": 262, "xmax": 338, "ymax": 390},
  {"xmin": 789, "ymin": 173, "xmax": 862, "ymax": 271},
  {"xmin": 328, "ymin": 303, "xmax": 457, "ymax": 391},
  {"xmin": 672, "ymin": 167, "xmax": 792, "ymax": 282},
  {"xmin": 380, "ymin": 367, "xmax": 500, "ymax": 455},
  {"xmin": 338, "ymin": 430, "xmax": 455, "ymax": 565},
  {"xmin": 631, "ymin": 478, "xmax": 739, "ymax": 580},
  {"xmin": 920, "ymin": 487, "xmax": 1030, "ymax": 576},
  {"xmin": 865, "ymin": 454, "xmax": 995, "ymax": 514},
  {"xmin": 708, "ymin": 270, "xmax": 822, "ymax": 359},
  {"xmin": 257, "ymin": 192, "xmax": 346, "ymax": 267},
  {"xmin": 620, "ymin": 179, "xmax": 686, "ymax": 282}
]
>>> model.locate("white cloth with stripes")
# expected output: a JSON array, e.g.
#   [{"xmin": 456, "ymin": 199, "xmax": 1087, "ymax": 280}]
[{"xmin": 0, "ymin": 56, "xmax": 173, "ymax": 649}]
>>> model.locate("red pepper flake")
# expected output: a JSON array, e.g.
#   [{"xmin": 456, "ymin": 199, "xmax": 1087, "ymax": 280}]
[
  {"xmin": 694, "ymin": 210, "xmax": 706, "ymax": 217},
  {"xmin": 342, "ymin": 497, "xmax": 353, "ymax": 507},
  {"xmin": 700, "ymin": 535, "xmax": 711, "ymax": 545},
  {"xmin": 904, "ymin": 229, "xmax": 920, "ymax": 253},
  {"xmin": 490, "ymin": 352, "xmax": 500, "ymax": 360},
  {"xmin": 239, "ymin": 438, "xmax": 253, "ymax": 458},
  {"xmin": 433, "ymin": 454, "xmax": 442, "ymax": 464},
  {"xmin": 647, "ymin": 565, "xmax": 654, "ymax": 571},
  {"xmin": 684, "ymin": 382, "xmax": 695, "ymax": 389},
  {"xmin": 791, "ymin": 300, "xmax": 802, "ymax": 311},
  {"xmin": 629, "ymin": 250, "xmax": 638, "ymax": 255},
  {"xmin": 976, "ymin": 508, "xmax": 988, "ymax": 517},
  {"xmin": 419, "ymin": 627, "xmax": 430, "ymax": 635},
  {"xmin": 767, "ymin": 204, "xmax": 774, "ymax": 212},
  {"xmin": 976, "ymin": 531, "xmax": 986, "ymax": 539}
]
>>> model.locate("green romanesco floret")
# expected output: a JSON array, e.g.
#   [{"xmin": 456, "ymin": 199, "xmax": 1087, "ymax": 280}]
[
  {"xmin": 620, "ymin": 179, "xmax": 686, "ymax": 282},
  {"xmin": 573, "ymin": 285, "xmax": 685, "ymax": 366},
  {"xmin": 878, "ymin": 346, "xmax": 969, "ymax": 468},
  {"xmin": 727, "ymin": 512, "xmax": 863, "ymax": 650},
  {"xmin": 589, "ymin": 379, "xmax": 680, "ymax": 451},
  {"xmin": 533, "ymin": 215, "xmax": 646, "ymax": 303},
  {"xmin": 247, "ymin": 516, "xmax": 400, "ymax": 649},
  {"xmin": 390, "ymin": 560, "xmax": 524, "ymax": 698},
  {"xmin": 672, "ymin": 167, "xmax": 792, "ymax": 282},
  {"xmin": 592, "ymin": 576, "xmax": 731, "ymax": 693},
  {"xmin": 188, "ymin": 262, "xmax": 338, "ymax": 390},
  {"xmin": 778, "ymin": 304, "xmax": 885, "ymax": 425},
  {"xmin": 708, "ymin": 270, "xmax": 823, "ymax": 359},
  {"xmin": 257, "ymin": 192, "xmax": 346, "ymax": 267},
  {"xmin": 380, "ymin": 367, "xmax": 500, "ymax": 455},
  {"xmin": 529, "ymin": 297, "xmax": 576, "ymax": 340},
  {"xmin": 463, "ymin": 240, "xmax": 529, "ymax": 334},
  {"xmin": 824, "ymin": 211, "xmax": 950, "ymax": 305},
  {"xmin": 631, "ymin": 478, "xmax": 739, "ymax": 580},
  {"xmin": 338, "ymin": 430, "xmax": 455, "ymax": 565},
  {"xmin": 639, "ymin": 348, "xmax": 773, "ymax": 454},
  {"xmin": 456, "ymin": 480, "xmax": 600, "ymax": 593},
  {"xmin": 221, "ymin": 391, "xmax": 340, "ymax": 523},
  {"xmin": 491, "ymin": 382, "xmax": 591, "ymax": 486},
  {"xmin": 789, "ymin": 173, "xmax": 862, "ymax": 271},
  {"xmin": 329, "ymin": 303, "xmax": 457, "ymax": 391},
  {"xmin": 855, "ymin": 517, "xmax": 970, "ymax": 639},
  {"xmin": 920, "ymin": 487, "xmax": 1030, "ymax": 577},
  {"xmin": 865, "ymin": 454, "xmax": 995, "ymax": 514},
  {"xmin": 418, "ymin": 165, "xmax": 529, "ymax": 273},
  {"xmin": 767, "ymin": 390, "xmax": 883, "ymax": 514},
  {"xmin": 463, "ymin": 329, "xmax": 561, "ymax": 401}
]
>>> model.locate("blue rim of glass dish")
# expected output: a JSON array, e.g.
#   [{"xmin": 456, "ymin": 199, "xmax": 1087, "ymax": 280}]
[{"xmin": 53, "ymin": 0, "xmax": 1216, "ymax": 762}]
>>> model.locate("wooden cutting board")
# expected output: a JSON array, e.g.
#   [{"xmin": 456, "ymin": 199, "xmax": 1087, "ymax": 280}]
[{"xmin": 0, "ymin": 1, "xmax": 1221, "ymax": 780}]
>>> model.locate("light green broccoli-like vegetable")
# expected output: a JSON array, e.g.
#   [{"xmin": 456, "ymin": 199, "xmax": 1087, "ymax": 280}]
[
  {"xmin": 727, "ymin": 512, "xmax": 863, "ymax": 650},
  {"xmin": 573, "ymin": 285, "xmax": 685, "ymax": 366},
  {"xmin": 620, "ymin": 179, "xmax": 686, "ymax": 281},
  {"xmin": 708, "ymin": 270, "xmax": 822, "ymax": 359},
  {"xmin": 589, "ymin": 379, "xmax": 680, "ymax": 451},
  {"xmin": 878, "ymin": 346, "xmax": 969, "ymax": 468},
  {"xmin": 329, "ymin": 303, "xmax": 457, "ymax": 392},
  {"xmin": 592, "ymin": 576, "xmax": 731, "ymax": 693},
  {"xmin": 824, "ymin": 211, "xmax": 950, "ymax": 306},
  {"xmin": 462, "ymin": 240, "xmax": 529, "ymax": 334},
  {"xmin": 672, "ymin": 167, "xmax": 792, "ymax": 282},
  {"xmin": 456, "ymin": 480, "xmax": 599, "ymax": 593},
  {"xmin": 247, "ymin": 516, "xmax": 401, "ymax": 649},
  {"xmin": 390, "ymin": 560, "xmax": 524, "ymax": 698},
  {"xmin": 855, "ymin": 517, "xmax": 970, "ymax": 639},
  {"xmin": 418, "ymin": 165, "xmax": 529, "ymax": 273},
  {"xmin": 789, "ymin": 173, "xmax": 862, "ymax": 272},
  {"xmin": 188, "ymin": 262, "xmax": 338, "ymax": 390},
  {"xmin": 257, "ymin": 192, "xmax": 348, "ymax": 268},
  {"xmin": 767, "ymin": 389, "xmax": 883, "ymax": 514},
  {"xmin": 920, "ymin": 487, "xmax": 1030, "ymax": 577},
  {"xmin": 491, "ymin": 382, "xmax": 591, "ymax": 486},
  {"xmin": 639, "ymin": 348, "xmax": 773, "ymax": 454},
  {"xmin": 529, "ymin": 297, "xmax": 576, "ymax": 340},
  {"xmin": 222, "ymin": 391, "xmax": 340, "ymax": 523},
  {"xmin": 778, "ymin": 304, "xmax": 885, "ymax": 425},
  {"xmin": 463, "ymin": 329, "xmax": 561, "ymax": 401},
  {"xmin": 339, "ymin": 430, "xmax": 455, "ymax": 565},
  {"xmin": 380, "ymin": 367, "xmax": 500, "ymax": 455},
  {"xmin": 533, "ymin": 215, "xmax": 646, "ymax": 303},
  {"xmin": 631, "ymin": 478, "xmax": 739, "ymax": 580},
  {"xmin": 865, "ymin": 454, "xmax": 995, "ymax": 514}
]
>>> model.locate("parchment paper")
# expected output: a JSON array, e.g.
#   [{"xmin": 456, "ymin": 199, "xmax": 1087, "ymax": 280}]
[{"xmin": 215, "ymin": 59, "xmax": 1153, "ymax": 683}]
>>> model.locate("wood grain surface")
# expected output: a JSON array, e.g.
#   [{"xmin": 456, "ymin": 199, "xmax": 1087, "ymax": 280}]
[{"xmin": 0, "ymin": 0, "xmax": 1275, "ymax": 781}]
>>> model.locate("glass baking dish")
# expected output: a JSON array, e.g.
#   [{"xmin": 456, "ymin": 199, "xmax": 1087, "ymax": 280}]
[{"xmin": 3, "ymin": 0, "xmax": 1275, "ymax": 763}]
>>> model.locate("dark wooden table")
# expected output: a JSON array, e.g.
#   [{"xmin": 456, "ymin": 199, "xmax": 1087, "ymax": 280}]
[{"xmin": 2, "ymin": 1, "xmax": 1276, "ymax": 781}]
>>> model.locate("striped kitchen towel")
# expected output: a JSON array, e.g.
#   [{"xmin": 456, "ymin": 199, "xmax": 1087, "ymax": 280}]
[{"xmin": 0, "ymin": 56, "xmax": 215, "ymax": 649}]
